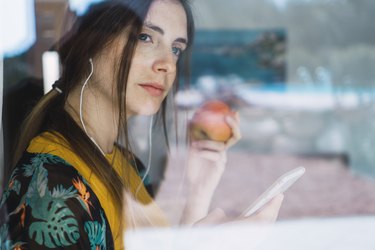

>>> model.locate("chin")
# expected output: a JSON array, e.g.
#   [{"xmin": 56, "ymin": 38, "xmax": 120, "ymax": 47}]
[
  {"xmin": 138, "ymin": 109, "xmax": 159, "ymax": 116},
  {"xmin": 136, "ymin": 102, "xmax": 161, "ymax": 116}
]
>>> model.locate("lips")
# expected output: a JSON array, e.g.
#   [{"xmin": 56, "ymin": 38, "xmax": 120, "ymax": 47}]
[{"xmin": 139, "ymin": 83, "xmax": 165, "ymax": 97}]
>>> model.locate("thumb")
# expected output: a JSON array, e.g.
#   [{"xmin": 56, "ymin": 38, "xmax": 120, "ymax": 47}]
[
  {"xmin": 195, "ymin": 208, "xmax": 227, "ymax": 226},
  {"xmin": 252, "ymin": 194, "xmax": 284, "ymax": 223}
]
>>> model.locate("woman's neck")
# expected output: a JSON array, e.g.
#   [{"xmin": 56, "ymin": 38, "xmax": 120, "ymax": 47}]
[{"xmin": 64, "ymin": 86, "xmax": 118, "ymax": 154}]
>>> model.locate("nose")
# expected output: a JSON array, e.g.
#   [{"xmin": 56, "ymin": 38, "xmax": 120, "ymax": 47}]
[{"xmin": 152, "ymin": 49, "xmax": 176, "ymax": 74}]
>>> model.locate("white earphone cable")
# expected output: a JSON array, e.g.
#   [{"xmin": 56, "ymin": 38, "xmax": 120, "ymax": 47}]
[
  {"xmin": 136, "ymin": 115, "xmax": 153, "ymax": 195},
  {"xmin": 79, "ymin": 58, "xmax": 105, "ymax": 156},
  {"xmin": 131, "ymin": 115, "xmax": 157, "ymax": 228}
]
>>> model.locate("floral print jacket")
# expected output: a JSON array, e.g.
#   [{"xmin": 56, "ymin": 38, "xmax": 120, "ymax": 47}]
[{"xmin": 0, "ymin": 152, "xmax": 115, "ymax": 249}]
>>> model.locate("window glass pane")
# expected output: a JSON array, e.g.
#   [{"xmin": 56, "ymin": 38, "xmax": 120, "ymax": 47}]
[{"xmin": 2, "ymin": 1, "xmax": 375, "ymax": 249}]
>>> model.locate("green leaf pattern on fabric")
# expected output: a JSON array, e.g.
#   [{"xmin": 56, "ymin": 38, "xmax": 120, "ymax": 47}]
[
  {"xmin": 51, "ymin": 185, "xmax": 77, "ymax": 199},
  {"xmin": 29, "ymin": 201, "xmax": 80, "ymax": 248},
  {"xmin": 23, "ymin": 154, "xmax": 69, "ymax": 178},
  {"xmin": 1, "ymin": 153, "xmax": 112, "ymax": 248},
  {"xmin": 23, "ymin": 154, "xmax": 80, "ymax": 248},
  {"xmin": 84, "ymin": 211, "xmax": 107, "ymax": 250},
  {"xmin": 0, "ymin": 224, "xmax": 26, "ymax": 250},
  {"xmin": 0, "ymin": 224, "xmax": 11, "ymax": 250},
  {"xmin": 0, "ymin": 169, "xmax": 21, "ymax": 208}
]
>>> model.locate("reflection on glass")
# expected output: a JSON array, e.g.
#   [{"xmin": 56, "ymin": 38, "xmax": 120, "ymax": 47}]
[{"xmin": 2, "ymin": 0, "xmax": 375, "ymax": 249}]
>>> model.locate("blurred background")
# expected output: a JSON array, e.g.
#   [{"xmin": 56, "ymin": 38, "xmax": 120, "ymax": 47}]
[{"xmin": 1, "ymin": 0, "xmax": 375, "ymax": 249}]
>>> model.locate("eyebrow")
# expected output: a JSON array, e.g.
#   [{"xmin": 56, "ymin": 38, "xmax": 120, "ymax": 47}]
[{"xmin": 144, "ymin": 22, "xmax": 188, "ymax": 45}]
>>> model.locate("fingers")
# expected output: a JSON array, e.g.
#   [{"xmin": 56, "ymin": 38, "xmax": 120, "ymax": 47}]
[
  {"xmin": 194, "ymin": 150, "xmax": 227, "ymax": 163},
  {"xmin": 225, "ymin": 111, "xmax": 242, "ymax": 148},
  {"xmin": 251, "ymin": 194, "xmax": 284, "ymax": 223},
  {"xmin": 189, "ymin": 111, "xmax": 241, "ymax": 148},
  {"xmin": 193, "ymin": 195, "xmax": 283, "ymax": 228},
  {"xmin": 190, "ymin": 140, "xmax": 227, "ymax": 162},
  {"xmin": 194, "ymin": 208, "xmax": 228, "ymax": 226},
  {"xmin": 191, "ymin": 140, "xmax": 227, "ymax": 152}
]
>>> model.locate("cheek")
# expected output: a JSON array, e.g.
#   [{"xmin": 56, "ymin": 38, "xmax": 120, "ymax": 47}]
[
  {"xmin": 128, "ymin": 56, "xmax": 151, "ymax": 79},
  {"xmin": 166, "ymin": 77, "xmax": 176, "ymax": 93},
  {"xmin": 132, "ymin": 45, "xmax": 153, "ymax": 67}
]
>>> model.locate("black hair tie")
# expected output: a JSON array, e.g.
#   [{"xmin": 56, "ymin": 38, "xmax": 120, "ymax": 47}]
[{"xmin": 52, "ymin": 79, "xmax": 63, "ymax": 94}]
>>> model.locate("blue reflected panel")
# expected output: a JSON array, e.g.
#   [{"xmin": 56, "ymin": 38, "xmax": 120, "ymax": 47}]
[
  {"xmin": 69, "ymin": 0, "xmax": 105, "ymax": 15},
  {"xmin": 1, "ymin": 0, "xmax": 36, "ymax": 57},
  {"xmin": 268, "ymin": 0, "xmax": 289, "ymax": 10},
  {"xmin": 191, "ymin": 29, "xmax": 287, "ymax": 85}
]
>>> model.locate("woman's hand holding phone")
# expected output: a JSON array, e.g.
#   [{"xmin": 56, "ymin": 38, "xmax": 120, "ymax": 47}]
[
  {"xmin": 194, "ymin": 194, "xmax": 284, "ymax": 250},
  {"xmin": 241, "ymin": 167, "xmax": 305, "ymax": 217},
  {"xmin": 195, "ymin": 194, "xmax": 284, "ymax": 226},
  {"xmin": 195, "ymin": 167, "xmax": 305, "ymax": 226}
]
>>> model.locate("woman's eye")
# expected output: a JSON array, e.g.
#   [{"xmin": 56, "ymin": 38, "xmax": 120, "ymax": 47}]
[
  {"xmin": 138, "ymin": 33, "xmax": 152, "ymax": 42},
  {"xmin": 172, "ymin": 47, "xmax": 183, "ymax": 57}
]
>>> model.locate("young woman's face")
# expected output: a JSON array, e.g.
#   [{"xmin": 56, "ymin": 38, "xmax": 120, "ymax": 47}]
[{"xmin": 126, "ymin": 0, "xmax": 188, "ymax": 116}]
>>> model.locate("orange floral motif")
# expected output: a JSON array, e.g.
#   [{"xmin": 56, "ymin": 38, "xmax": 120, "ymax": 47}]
[
  {"xmin": 13, "ymin": 243, "xmax": 25, "ymax": 250},
  {"xmin": 20, "ymin": 203, "xmax": 26, "ymax": 227},
  {"xmin": 72, "ymin": 178, "xmax": 93, "ymax": 219},
  {"xmin": 9, "ymin": 177, "xmax": 15, "ymax": 189}
]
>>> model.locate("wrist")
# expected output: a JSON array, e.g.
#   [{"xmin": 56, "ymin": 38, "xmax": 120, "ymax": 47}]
[{"xmin": 180, "ymin": 192, "xmax": 213, "ymax": 226}]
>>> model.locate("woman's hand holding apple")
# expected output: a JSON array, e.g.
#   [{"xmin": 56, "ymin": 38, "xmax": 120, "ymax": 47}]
[
  {"xmin": 187, "ymin": 100, "xmax": 241, "ymax": 195},
  {"xmin": 224, "ymin": 112, "xmax": 241, "ymax": 148},
  {"xmin": 189, "ymin": 100, "xmax": 241, "ymax": 146},
  {"xmin": 180, "ymin": 100, "xmax": 241, "ymax": 225}
]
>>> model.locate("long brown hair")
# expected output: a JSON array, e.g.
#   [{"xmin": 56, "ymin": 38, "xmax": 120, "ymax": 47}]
[{"xmin": 11, "ymin": 0, "xmax": 195, "ymax": 240}]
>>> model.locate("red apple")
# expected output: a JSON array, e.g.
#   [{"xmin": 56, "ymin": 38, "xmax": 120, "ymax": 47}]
[{"xmin": 190, "ymin": 100, "xmax": 234, "ymax": 142}]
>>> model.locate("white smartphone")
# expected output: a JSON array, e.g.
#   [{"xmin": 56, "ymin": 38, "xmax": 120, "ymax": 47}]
[{"xmin": 241, "ymin": 166, "xmax": 306, "ymax": 217}]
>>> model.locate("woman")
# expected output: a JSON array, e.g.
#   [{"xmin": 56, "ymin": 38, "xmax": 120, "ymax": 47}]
[{"xmin": 0, "ymin": 0, "xmax": 282, "ymax": 249}]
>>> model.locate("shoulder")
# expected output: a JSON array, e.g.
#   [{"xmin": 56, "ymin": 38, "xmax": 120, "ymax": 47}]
[{"xmin": 0, "ymin": 152, "xmax": 114, "ymax": 249}]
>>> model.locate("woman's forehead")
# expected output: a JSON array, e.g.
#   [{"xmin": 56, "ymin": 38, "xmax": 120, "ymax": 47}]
[{"xmin": 145, "ymin": 0, "xmax": 188, "ymax": 40}]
